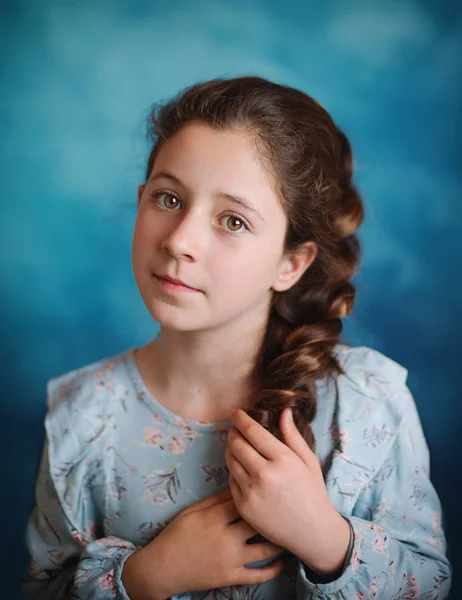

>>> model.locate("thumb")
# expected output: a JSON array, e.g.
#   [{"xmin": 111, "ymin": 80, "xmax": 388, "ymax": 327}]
[{"xmin": 280, "ymin": 407, "xmax": 317, "ymax": 467}]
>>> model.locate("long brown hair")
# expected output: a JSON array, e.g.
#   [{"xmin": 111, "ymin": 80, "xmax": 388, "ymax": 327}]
[{"xmin": 144, "ymin": 76, "xmax": 364, "ymax": 451}]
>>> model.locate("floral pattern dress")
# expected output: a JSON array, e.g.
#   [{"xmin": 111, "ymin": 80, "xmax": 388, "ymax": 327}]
[{"xmin": 21, "ymin": 346, "xmax": 451, "ymax": 599}]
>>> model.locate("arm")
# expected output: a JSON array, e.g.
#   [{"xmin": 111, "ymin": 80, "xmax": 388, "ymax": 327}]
[
  {"xmin": 21, "ymin": 441, "xmax": 140, "ymax": 600},
  {"xmin": 296, "ymin": 385, "xmax": 452, "ymax": 599}
]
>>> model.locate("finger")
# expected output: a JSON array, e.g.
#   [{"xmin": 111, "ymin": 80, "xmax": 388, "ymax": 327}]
[
  {"xmin": 216, "ymin": 497, "xmax": 243, "ymax": 524},
  {"xmin": 226, "ymin": 430, "xmax": 267, "ymax": 483},
  {"xmin": 226, "ymin": 443, "xmax": 252, "ymax": 482},
  {"xmin": 280, "ymin": 407, "xmax": 319, "ymax": 468},
  {"xmin": 228, "ymin": 472, "xmax": 243, "ymax": 502},
  {"xmin": 244, "ymin": 541, "xmax": 287, "ymax": 565},
  {"xmin": 180, "ymin": 488, "xmax": 232, "ymax": 517},
  {"xmin": 236, "ymin": 556, "xmax": 288, "ymax": 586},
  {"xmin": 231, "ymin": 409, "xmax": 284, "ymax": 461},
  {"xmin": 230, "ymin": 518, "xmax": 259, "ymax": 542}
]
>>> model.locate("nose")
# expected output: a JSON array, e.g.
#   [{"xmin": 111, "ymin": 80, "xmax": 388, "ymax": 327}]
[{"xmin": 161, "ymin": 210, "xmax": 205, "ymax": 261}]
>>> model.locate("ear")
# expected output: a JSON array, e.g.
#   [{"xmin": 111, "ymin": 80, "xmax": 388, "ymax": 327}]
[
  {"xmin": 272, "ymin": 241, "xmax": 317, "ymax": 292},
  {"xmin": 137, "ymin": 184, "xmax": 145, "ymax": 207}
]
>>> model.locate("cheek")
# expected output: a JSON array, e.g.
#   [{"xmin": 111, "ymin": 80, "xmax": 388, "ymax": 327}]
[
  {"xmin": 132, "ymin": 213, "xmax": 162, "ymax": 257},
  {"xmin": 209, "ymin": 244, "xmax": 281, "ymax": 292}
]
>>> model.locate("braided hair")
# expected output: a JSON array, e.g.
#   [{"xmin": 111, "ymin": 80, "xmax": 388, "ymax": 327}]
[{"xmin": 145, "ymin": 76, "xmax": 364, "ymax": 451}]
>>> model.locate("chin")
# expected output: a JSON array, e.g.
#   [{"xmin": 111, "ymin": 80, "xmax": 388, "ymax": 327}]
[{"xmin": 146, "ymin": 302, "xmax": 204, "ymax": 332}]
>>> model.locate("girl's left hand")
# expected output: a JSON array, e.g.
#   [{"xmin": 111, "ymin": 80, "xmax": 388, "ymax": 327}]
[{"xmin": 226, "ymin": 407, "xmax": 347, "ymax": 570}]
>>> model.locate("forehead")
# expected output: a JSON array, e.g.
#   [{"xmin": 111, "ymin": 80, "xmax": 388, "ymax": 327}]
[{"xmin": 152, "ymin": 122, "xmax": 283, "ymax": 214}]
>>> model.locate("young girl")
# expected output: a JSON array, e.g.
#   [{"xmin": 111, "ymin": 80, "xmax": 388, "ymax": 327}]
[{"xmin": 22, "ymin": 76, "xmax": 451, "ymax": 600}]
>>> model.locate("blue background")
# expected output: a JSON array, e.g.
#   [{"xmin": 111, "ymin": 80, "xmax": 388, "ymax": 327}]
[{"xmin": 1, "ymin": 0, "xmax": 460, "ymax": 597}]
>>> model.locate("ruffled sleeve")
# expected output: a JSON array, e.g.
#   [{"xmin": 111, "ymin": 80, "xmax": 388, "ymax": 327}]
[
  {"xmin": 21, "ymin": 364, "xmax": 139, "ymax": 599},
  {"xmin": 295, "ymin": 346, "xmax": 452, "ymax": 599}
]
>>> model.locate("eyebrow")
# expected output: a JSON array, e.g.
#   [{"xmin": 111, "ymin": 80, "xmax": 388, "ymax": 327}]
[{"xmin": 149, "ymin": 170, "xmax": 265, "ymax": 222}]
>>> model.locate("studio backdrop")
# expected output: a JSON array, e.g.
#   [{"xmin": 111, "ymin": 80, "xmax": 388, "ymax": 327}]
[{"xmin": 1, "ymin": 0, "xmax": 460, "ymax": 598}]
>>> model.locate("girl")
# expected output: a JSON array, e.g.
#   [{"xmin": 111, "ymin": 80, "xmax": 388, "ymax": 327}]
[{"xmin": 22, "ymin": 76, "xmax": 451, "ymax": 600}]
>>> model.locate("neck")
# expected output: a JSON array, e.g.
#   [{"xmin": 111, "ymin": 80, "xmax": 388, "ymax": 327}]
[{"xmin": 137, "ymin": 310, "xmax": 270, "ymax": 419}]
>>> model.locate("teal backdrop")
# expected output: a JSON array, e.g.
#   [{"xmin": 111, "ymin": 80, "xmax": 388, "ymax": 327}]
[{"xmin": 1, "ymin": 0, "xmax": 460, "ymax": 597}]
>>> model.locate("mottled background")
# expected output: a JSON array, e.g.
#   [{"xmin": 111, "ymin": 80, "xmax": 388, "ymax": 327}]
[{"xmin": 1, "ymin": 0, "xmax": 460, "ymax": 597}]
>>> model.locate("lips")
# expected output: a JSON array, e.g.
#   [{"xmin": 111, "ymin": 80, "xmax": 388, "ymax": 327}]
[{"xmin": 156, "ymin": 274, "xmax": 201, "ymax": 291}]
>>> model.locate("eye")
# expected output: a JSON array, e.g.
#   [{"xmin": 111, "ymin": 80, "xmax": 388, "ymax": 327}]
[
  {"xmin": 153, "ymin": 192, "xmax": 182, "ymax": 210},
  {"xmin": 220, "ymin": 215, "xmax": 248, "ymax": 234}
]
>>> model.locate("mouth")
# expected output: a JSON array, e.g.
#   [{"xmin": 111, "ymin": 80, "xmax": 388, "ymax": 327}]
[{"xmin": 154, "ymin": 274, "xmax": 202, "ymax": 294}]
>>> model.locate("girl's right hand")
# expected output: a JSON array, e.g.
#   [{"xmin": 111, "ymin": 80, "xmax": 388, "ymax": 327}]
[{"xmin": 122, "ymin": 488, "xmax": 288, "ymax": 600}]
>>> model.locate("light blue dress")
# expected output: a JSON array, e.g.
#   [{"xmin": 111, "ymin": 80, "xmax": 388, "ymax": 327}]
[{"xmin": 21, "ymin": 345, "xmax": 451, "ymax": 599}]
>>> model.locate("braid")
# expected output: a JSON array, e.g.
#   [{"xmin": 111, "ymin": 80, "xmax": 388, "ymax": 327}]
[{"xmin": 245, "ymin": 128, "xmax": 364, "ymax": 452}]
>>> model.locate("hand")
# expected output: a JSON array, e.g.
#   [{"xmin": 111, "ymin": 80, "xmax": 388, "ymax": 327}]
[
  {"xmin": 226, "ymin": 407, "xmax": 350, "ymax": 575},
  {"xmin": 122, "ymin": 488, "xmax": 288, "ymax": 600}
]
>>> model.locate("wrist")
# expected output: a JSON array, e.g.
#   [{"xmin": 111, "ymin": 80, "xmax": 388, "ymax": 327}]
[
  {"xmin": 298, "ymin": 512, "xmax": 352, "ymax": 578},
  {"xmin": 122, "ymin": 545, "xmax": 169, "ymax": 600}
]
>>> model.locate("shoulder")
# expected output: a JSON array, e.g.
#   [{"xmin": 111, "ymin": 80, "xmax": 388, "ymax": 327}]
[
  {"xmin": 327, "ymin": 345, "xmax": 410, "ymax": 465},
  {"xmin": 44, "ymin": 348, "xmax": 134, "ymax": 467},
  {"xmin": 333, "ymin": 344, "xmax": 408, "ymax": 407}
]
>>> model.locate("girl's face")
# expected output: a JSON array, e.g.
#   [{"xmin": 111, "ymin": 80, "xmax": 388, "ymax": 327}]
[{"xmin": 132, "ymin": 122, "xmax": 314, "ymax": 334}]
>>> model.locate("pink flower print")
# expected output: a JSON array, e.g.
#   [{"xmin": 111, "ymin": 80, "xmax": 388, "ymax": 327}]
[
  {"xmin": 111, "ymin": 538, "xmax": 134, "ymax": 549},
  {"xmin": 339, "ymin": 428, "xmax": 351, "ymax": 446},
  {"xmin": 429, "ymin": 535, "xmax": 443, "ymax": 549},
  {"xmin": 28, "ymin": 560, "xmax": 40, "ymax": 577},
  {"xmin": 352, "ymin": 547, "xmax": 361, "ymax": 573},
  {"xmin": 372, "ymin": 501, "xmax": 385, "ymax": 519},
  {"xmin": 369, "ymin": 580, "xmax": 378, "ymax": 598},
  {"xmin": 99, "ymin": 570, "xmax": 116, "ymax": 595},
  {"xmin": 85, "ymin": 521, "xmax": 96, "ymax": 539},
  {"xmin": 355, "ymin": 592, "xmax": 366, "ymax": 600},
  {"xmin": 152, "ymin": 488, "xmax": 170, "ymax": 506},
  {"xmin": 107, "ymin": 362, "xmax": 115, "ymax": 372},
  {"xmin": 407, "ymin": 575, "xmax": 416, "ymax": 586},
  {"xmin": 373, "ymin": 535, "xmax": 388, "ymax": 554},
  {"xmin": 432, "ymin": 512, "xmax": 441, "ymax": 533},
  {"xmin": 49, "ymin": 550, "xmax": 64, "ymax": 562},
  {"xmin": 368, "ymin": 523, "xmax": 384, "ymax": 534},
  {"xmin": 214, "ymin": 426, "xmax": 229, "ymax": 445},
  {"xmin": 153, "ymin": 413, "xmax": 165, "ymax": 424},
  {"xmin": 144, "ymin": 427, "xmax": 165, "ymax": 448},
  {"xmin": 403, "ymin": 587, "xmax": 420, "ymax": 599},
  {"xmin": 71, "ymin": 531, "xmax": 87, "ymax": 548},
  {"xmin": 172, "ymin": 416, "xmax": 190, "ymax": 428},
  {"xmin": 168, "ymin": 435, "xmax": 187, "ymax": 454}
]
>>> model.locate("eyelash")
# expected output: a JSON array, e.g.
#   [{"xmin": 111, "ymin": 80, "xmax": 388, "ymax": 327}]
[{"xmin": 151, "ymin": 191, "xmax": 251, "ymax": 236}]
